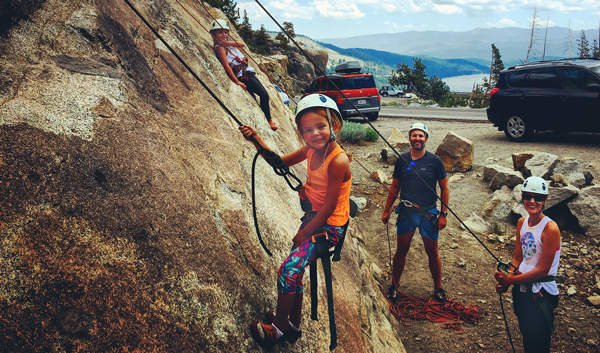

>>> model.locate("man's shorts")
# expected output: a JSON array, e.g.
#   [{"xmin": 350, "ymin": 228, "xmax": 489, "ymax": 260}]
[{"xmin": 396, "ymin": 208, "xmax": 440, "ymax": 241}]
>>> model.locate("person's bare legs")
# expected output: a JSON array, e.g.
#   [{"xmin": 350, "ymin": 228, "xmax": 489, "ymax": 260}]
[
  {"xmin": 392, "ymin": 230, "xmax": 416, "ymax": 288},
  {"xmin": 273, "ymin": 293, "xmax": 295, "ymax": 331},
  {"xmin": 288, "ymin": 292, "xmax": 303, "ymax": 328},
  {"xmin": 422, "ymin": 235, "xmax": 442, "ymax": 289}
]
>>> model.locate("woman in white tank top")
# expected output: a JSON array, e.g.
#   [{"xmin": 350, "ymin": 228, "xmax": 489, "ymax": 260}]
[{"xmin": 494, "ymin": 176, "xmax": 561, "ymax": 353}]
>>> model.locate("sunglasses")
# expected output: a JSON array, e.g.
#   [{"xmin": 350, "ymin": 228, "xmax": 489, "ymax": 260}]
[{"xmin": 522, "ymin": 193, "xmax": 547, "ymax": 202}]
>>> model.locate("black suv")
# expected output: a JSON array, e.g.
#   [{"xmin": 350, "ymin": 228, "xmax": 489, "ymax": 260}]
[{"xmin": 487, "ymin": 59, "xmax": 600, "ymax": 142}]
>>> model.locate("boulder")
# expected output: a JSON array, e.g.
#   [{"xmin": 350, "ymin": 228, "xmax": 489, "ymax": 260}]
[
  {"xmin": 587, "ymin": 296, "xmax": 600, "ymax": 307},
  {"xmin": 483, "ymin": 164, "xmax": 503, "ymax": 182},
  {"xmin": 388, "ymin": 128, "xmax": 410, "ymax": 150},
  {"xmin": 372, "ymin": 169, "xmax": 390, "ymax": 184},
  {"xmin": 522, "ymin": 152, "xmax": 559, "ymax": 179},
  {"xmin": 435, "ymin": 131, "xmax": 474, "ymax": 172},
  {"xmin": 584, "ymin": 170, "xmax": 594, "ymax": 185},
  {"xmin": 448, "ymin": 174, "xmax": 464, "ymax": 183},
  {"xmin": 0, "ymin": 3, "xmax": 405, "ymax": 352},
  {"xmin": 380, "ymin": 148, "xmax": 399, "ymax": 165},
  {"xmin": 551, "ymin": 157, "xmax": 586, "ymax": 188},
  {"xmin": 489, "ymin": 167, "xmax": 525, "ymax": 191},
  {"xmin": 547, "ymin": 184, "xmax": 580, "ymax": 208},
  {"xmin": 460, "ymin": 213, "xmax": 492, "ymax": 234},
  {"xmin": 482, "ymin": 186, "xmax": 519, "ymax": 221},
  {"xmin": 350, "ymin": 195, "xmax": 367, "ymax": 214},
  {"xmin": 512, "ymin": 151, "xmax": 538, "ymax": 171},
  {"xmin": 568, "ymin": 185, "xmax": 600, "ymax": 237}
]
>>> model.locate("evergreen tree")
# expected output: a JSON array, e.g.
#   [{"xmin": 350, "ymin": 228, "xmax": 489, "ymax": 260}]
[
  {"xmin": 253, "ymin": 24, "xmax": 269, "ymax": 54},
  {"xmin": 577, "ymin": 30, "xmax": 591, "ymax": 58},
  {"xmin": 389, "ymin": 58, "xmax": 428, "ymax": 97},
  {"xmin": 282, "ymin": 21, "xmax": 296, "ymax": 38},
  {"xmin": 275, "ymin": 32, "xmax": 289, "ymax": 51},
  {"xmin": 206, "ymin": 0, "xmax": 239, "ymax": 25},
  {"xmin": 483, "ymin": 43, "xmax": 505, "ymax": 97},
  {"xmin": 238, "ymin": 10, "xmax": 253, "ymax": 43},
  {"xmin": 427, "ymin": 75, "xmax": 450, "ymax": 102},
  {"xmin": 592, "ymin": 39, "xmax": 600, "ymax": 59}
]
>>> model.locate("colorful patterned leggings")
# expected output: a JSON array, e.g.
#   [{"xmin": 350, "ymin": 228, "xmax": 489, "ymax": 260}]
[{"xmin": 277, "ymin": 221, "xmax": 345, "ymax": 295}]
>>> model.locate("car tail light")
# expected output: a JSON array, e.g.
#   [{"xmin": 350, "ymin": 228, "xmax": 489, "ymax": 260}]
[
  {"xmin": 489, "ymin": 88, "xmax": 499, "ymax": 97},
  {"xmin": 336, "ymin": 95, "xmax": 345, "ymax": 105},
  {"xmin": 377, "ymin": 94, "xmax": 381, "ymax": 101}
]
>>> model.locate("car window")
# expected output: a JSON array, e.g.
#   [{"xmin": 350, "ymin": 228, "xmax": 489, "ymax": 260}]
[
  {"xmin": 561, "ymin": 68, "xmax": 599, "ymax": 91},
  {"xmin": 342, "ymin": 76, "xmax": 376, "ymax": 90},
  {"xmin": 506, "ymin": 71, "xmax": 528, "ymax": 88},
  {"xmin": 324, "ymin": 78, "xmax": 343, "ymax": 91},
  {"xmin": 525, "ymin": 68, "xmax": 560, "ymax": 89},
  {"xmin": 309, "ymin": 80, "xmax": 321, "ymax": 93}
]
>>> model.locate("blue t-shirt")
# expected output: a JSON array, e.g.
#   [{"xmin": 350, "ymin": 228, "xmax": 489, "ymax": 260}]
[{"xmin": 392, "ymin": 151, "xmax": 447, "ymax": 208}]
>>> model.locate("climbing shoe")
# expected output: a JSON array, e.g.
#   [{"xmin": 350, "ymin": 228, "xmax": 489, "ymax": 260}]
[
  {"xmin": 250, "ymin": 321, "xmax": 284, "ymax": 348},
  {"xmin": 433, "ymin": 288, "xmax": 449, "ymax": 303},
  {"xmin": 388, "ymin": 284, "xmax": 399, "ymax": 302},
  {"xmin": 268, "ymin": 120, "xmax": 278, "ymax": 131},
  {"xmin": 265, "ymin": 311, "xmax": 302, "ymax": 343}
]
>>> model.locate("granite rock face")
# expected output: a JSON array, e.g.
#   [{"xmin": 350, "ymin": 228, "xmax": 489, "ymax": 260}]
[{"xmin": 0, "ymin": 1, "xmax": 405, "ymax": 352}]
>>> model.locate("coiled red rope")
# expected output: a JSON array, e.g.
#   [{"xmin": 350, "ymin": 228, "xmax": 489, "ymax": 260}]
[{"xmin": 380, "ymin": 286, "xmax": 484, "ymax": 334}]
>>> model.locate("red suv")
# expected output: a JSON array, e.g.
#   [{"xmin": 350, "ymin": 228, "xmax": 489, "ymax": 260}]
[{"xmin": 304, "ymin": 61, "xmax": 381, "ymax": 121}]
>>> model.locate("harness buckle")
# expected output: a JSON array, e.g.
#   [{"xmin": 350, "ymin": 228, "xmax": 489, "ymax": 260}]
[{"xmin": 401, "ymin": 199, "xmax": 414, "ymax": 208}]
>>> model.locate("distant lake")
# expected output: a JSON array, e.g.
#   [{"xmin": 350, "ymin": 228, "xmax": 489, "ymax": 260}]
[{"xmin": 442, "ymin": 74, "xmax": 489, "ymax": 93}]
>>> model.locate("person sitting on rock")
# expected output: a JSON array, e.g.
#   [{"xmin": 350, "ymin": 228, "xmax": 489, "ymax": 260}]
[
  {"xmin": 239, "ymin": 94, "xmax": 351, "ymax": 348},
  {"xmin": 494, "ymin": 176, "xmax": 561, "ymax": 353},
  {"xmin": 211, "ymin": 19, "xmax": 277, "ymax": 131}
]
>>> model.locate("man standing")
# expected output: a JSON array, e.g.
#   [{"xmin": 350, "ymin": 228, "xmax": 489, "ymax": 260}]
[{"xmin": 381, "ymin": 123, "xmax": 450, "ymax": 302}]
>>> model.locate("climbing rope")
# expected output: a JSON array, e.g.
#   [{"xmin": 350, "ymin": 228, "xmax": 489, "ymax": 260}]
[
  {"xmin": 123, "ymin": 0, "xmax": 303, "ymax": 257},
  {"xmin": 380, "ymin": 285, "xmax": 484, "ymax": 334}
]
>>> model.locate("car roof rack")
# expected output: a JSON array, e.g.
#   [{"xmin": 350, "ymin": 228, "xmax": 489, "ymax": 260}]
[
  {"xmin": 334, "ymin": 61, "xmax": 362, "ymax": 74},
  {"xmin": 508, "ymin": 57, "xmax": 600, "ymax": 70}
]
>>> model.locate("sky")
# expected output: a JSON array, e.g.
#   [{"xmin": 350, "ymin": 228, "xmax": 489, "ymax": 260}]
[{"xmin": 237, "ymin": 0, "xmax": 600, "ymax": 39}]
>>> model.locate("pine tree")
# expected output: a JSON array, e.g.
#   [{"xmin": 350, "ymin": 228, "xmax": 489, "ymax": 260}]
[
  {"xmin": 525, "ymin": 7, "xmax": 540, "ymax": 63},
  {"xmin": 274, "ymin": 32, "xmax": 289, "ymax": 51},
  {"xmin": 253, "ymin": 24, "xmax": 269, "ymax": 54},
  {"xmin": 205, "ymin": 0, "xmax": 239, "ymax": 25},
  {"xmin": 282, "ymin": 21, "xmax": 296, "ymax": 38},
  {"xmin": 238, "ymin": 10, "xmax": 253, "ymax": 43},
  {"xmin": 484, "ymin": 44, "xmax": 505, "ymax": 96},
  {"xmin": 389, "ymin": 58, "xmax": 430, "ymax": 99},
  {"xmin": 592, "ymin": 39, "xmax": 600, "ymax": 59},
  {"xmin": 577, "ymin": 30, "xmax": 591, "ymax": 58}
]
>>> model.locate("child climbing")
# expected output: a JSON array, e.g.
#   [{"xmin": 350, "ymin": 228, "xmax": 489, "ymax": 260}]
[
  {"xmin": 239, "ymin": 94, "xmax": 352, "ymax": 348},
  {"xmin": 211, "ymin": 19, "xmax": 277, "ymax": 131}
]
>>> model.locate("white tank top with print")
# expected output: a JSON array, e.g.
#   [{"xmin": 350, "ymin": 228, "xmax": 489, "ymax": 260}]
[
  {"xmin": 221, "ymin": 46, "xmax": 255, "ymax": 78},
  {"xmin": 518, "ymin": 216, "xmax": 561, "ymax": 295}
]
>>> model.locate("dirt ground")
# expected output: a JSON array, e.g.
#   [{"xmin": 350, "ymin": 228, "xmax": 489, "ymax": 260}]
[{"xmin": 344, "ymin": 116, "xmax": 600, "ymax": 353}]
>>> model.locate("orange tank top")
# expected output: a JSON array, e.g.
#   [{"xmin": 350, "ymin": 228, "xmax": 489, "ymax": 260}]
[{"xmin": 304, "ymin": 145, "xmax": 352, "ymax": 226}]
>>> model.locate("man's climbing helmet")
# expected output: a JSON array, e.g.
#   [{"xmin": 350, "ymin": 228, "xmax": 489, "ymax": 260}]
[
  {"xmin": 409, "ymin": 122, "xmax": 429, "ymax": 138},
  {"xmin": 210, "ymin": 19, "xmax": 230, "ymax": 32}
]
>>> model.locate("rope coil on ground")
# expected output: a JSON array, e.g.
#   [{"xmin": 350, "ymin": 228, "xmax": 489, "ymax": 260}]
[{"xmin": 380, "ymin": 285, "xmax": 484, "ymax": 334}]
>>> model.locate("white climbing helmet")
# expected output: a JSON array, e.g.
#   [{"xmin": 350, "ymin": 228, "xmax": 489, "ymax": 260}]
[
  {"xmin": 409, "ymin": 122, "xmax": 429, "ymax": 138},
  {"xmin": 295, "ymin": 94, "xmax": 340, "ymax": 120},
  {"xmin": 522, "ymin": 176, "xmax": 549, "ymax": 195},
  {"xmin": 210, "ymin": 19, "xmax": 230, "ymax": 32},
  {"xmin": 295, "ymin": 94, "xmax": 341, "ymax": 141}
]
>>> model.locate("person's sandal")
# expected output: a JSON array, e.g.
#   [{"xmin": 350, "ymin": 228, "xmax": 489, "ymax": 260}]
[
  {"xmin": 265, "ymin": 311, "xmax": 302, "ymax": 343},
  {"xmin": 433, "ymin": 287, "xmax": 449, "ymax": 303},
  {"xmin": 250, "ymin": 321, "xmax": 284, "ymax": 348},
  {"xmin": 268, "ymin": 120, "xmax": 278, "ymax": 131}
]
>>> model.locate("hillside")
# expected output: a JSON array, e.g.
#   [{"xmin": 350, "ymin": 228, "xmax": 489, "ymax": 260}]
[
  {"xmin": 0, "ymin": 1, "xmax": 405, "ymax": 352},
  {"xmin": 294, "ymin": 36, "xmax": 489, "ymax": 87},
  {"xmin": 319, "ymin": 27, "xmax": 600, "ymax": 66}
]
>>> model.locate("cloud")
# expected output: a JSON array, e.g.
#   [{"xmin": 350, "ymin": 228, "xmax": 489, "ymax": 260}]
[
  {"xmin": 486, "ymin": 18, "xmax": 518, "ymax": 27},
  {"xmin": 433, "ymin": 4, "xmax": 462, "ymax": 15},
  {"xmin": 312, "ymin": 0, "xmax": 366, "ymax": 19}
]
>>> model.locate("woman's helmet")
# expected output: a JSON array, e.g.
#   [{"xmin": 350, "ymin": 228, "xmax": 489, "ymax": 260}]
[
  {"xmin": 210, "ymin": 19, "xmax": 230, "ymax": 32},
  {"xmin": 522, "ymin": 176, "xmax": 548, "ymax": 195},
  {"xmin": 409, "ymin": 122, "xmax": 429, "ymax": 138},
  {"xmin": 295, "ymin": 94, "xmax": 342, "ymax": 141}
]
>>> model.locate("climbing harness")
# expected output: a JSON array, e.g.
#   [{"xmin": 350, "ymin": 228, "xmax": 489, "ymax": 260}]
[
  {"xmin": 302, "ymin": 200, "xmax": 353, "ymax": 351},
  {"xmin": 122, "ymin": 0, "xmax": 302, "ymax": 257}
]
